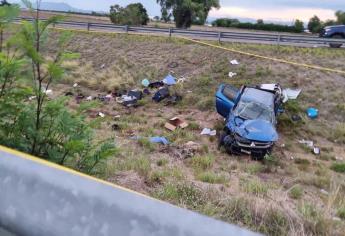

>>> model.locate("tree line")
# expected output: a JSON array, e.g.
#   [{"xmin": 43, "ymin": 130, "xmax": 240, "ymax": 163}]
[{"xmin": 212, "ymin": 18, "xmax": 304, "ymax": 33}]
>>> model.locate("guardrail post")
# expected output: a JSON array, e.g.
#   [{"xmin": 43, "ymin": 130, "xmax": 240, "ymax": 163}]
[
  {"xmin": 218, "ymin": 32, "xmax": 222, "ymax": 43},
  {"xmin": 124, "ymin": 25, "xmax": 129, "ymax": 33},
  {"xmin": 169, "ymin": 28, "xmax": 172, "ymax": 37},
  {"xmin": 87, "ymin": 23, "xmax": 90, "ymax": 31},
  {"xmin": 277, "ymin": 34, "xmax": 281, "ymax": 46}
]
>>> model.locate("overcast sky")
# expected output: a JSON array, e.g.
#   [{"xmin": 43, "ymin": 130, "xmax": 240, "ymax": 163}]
[{"xmin": 10, "ymin": 0, "xmax": 345, "ymax": 22}]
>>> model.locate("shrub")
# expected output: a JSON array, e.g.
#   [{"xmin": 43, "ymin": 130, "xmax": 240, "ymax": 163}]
[{"xmin": 330, "ymin": 162, "xmax": 345, "ymax": 173}]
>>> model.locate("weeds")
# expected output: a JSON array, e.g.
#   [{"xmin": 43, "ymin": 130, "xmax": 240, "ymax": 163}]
[
  {"xmin": 289, "ymin": 185, "xmax": 303, "ymax": 199},
  {"xmin": 196, "ymin": 171, "xmax": 227, "ymax": 184},
  {"xmin": 331, "ymin": 162, "xmax": 345, "ymax": 173},
  {"xmin": 191, "ymin": 155, "xmax": 215, "ymax": 171},
  {"xmin": 243, "ymin": 179, "xmax": 268, "ymax": 197}
]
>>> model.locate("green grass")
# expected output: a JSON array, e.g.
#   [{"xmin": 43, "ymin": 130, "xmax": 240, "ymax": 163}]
[
  {"xmin": 119, "ymin": 156, "xmax": 151, "ymax": 177},
  {"xmin": 243, "ymin": 179, "xmax": 269, "ymax": 197},
  {"xmin": 138, "ymin": 138, "xmax": 155, "ymax": 152},
  {"xmin": 191, "ymin": 155, "xmax": 215, "ymax": 171},
  {"xmin": 337, "ymin": 207, "xmax": 345, "ymax": 220},
  {"xmin": 330, "ymin": 162, "xmax": 345, "ymax": 173},
  {"xmin": 220, "ymin": 197, "xmax": 289, "ymax": 236},
  {"xmin": 289, "ymin": 185, "xmax": 303, "ymax": 199},
  {"xmin": 156, "ymin": 158, "xmax": 168, "ymax": 167},
  {"xmin": 244, "ymin": 162, "xmax": 265, "ymax": 174},
  {"xmin": 154, "ymin": 182, "xmax": 205, "ymax": 209},
  {"xmin": 196, "ymin": 171, "xmax": 227, "ymax": 184}
]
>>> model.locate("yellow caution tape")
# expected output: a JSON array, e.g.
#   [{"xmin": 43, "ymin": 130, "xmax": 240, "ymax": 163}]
[{"xmin": 179, "ymin": 37, "xmax": 345, "ymax": 75}]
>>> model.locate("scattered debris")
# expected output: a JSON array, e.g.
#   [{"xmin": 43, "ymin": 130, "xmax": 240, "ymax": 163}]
[
  {"xmin": 73, "ymin": 83, "xmax": 78, "ymax": 88},
  {"xmin": 28, "ymin": 96, "xmax": 36, "ymax": 101},
  {"xmin": 43, "ymin": 89, "xmax": 53, "ymax": 95},
  {"xmin": 117, "ymin": 95, "xmax": 137, "ymax": 107},
  {"xmin": 153, "ymin": 87, "xmax": 170, "ymax": 103},
  {"xmin": 298, "ymin": 139, "xmax": 320, "ymax": 155},
  {"xmin": 306, "ymin": 107, "xmax": 318, "ymax": 119},
  {"xmin": 283, "ymin": 88, "xmax": 302, "ymax": 103},
  {"xmin": 65, "ymin": 91, "xmax": 74, "ymax": 96},
  {"xmin": 298, "ymin": 139, "xmax": 314, "ymax": 148},
  {"xmin": 150, "ymin": 136, "xmax": 170, "ymax": 145},
  {"xmin": 163, "ymin": 74, "xmax": 177, "ymax": 86},
  {"xmin": 200, "ymin": 128, "xmax": 217, "ymax": 136},
  {"xmin": 165, "ymin": 94, "xmax": 182, "ymax": 106},
  {"xmin": 98, "ymin": 112, "xmax": 105, "ymax": 118},
  {"xmin": 228, "ymin": 72, "xmax": 237, "ymax": 78},
  {"xmin": 143, "ymin": 88, "xmax": 150, "ymax": 95},
  {"xmin": 165, "ymin": 117, "xmax": 188, "ymax": 131},
  {"xmin": 86, "ymin": 96, "xmax": 93, "ymax": 101},
  {"xmin": 320, "ymin": 189, "xmax": 329, "ymax": 195},
  {"xmin": 168, "ymin": 61, "xmax": 178, "ymax": 69},
  {"xmin": 75, "ymin": 94, "xmax": 85, "ymax": 104},
  {"xmin": 230, "ymin": 59, "xmax": 239, "ymax": 65},
  {"xmin": 100, "ymin": 64, "xmax": 105, "ymax": 69},
  {"xmin": 128, "ymin": 90, "xmax": 143, "ymax": 100},
  {"xmin": 112, "ymin": 124, "xmax": 120, "ymax": 131},
  {"xmin": 291, "ymin": 114, "xmax": 302, "ymax": 122},
  {"xmin": 141, "ymin": 79, "xmax": 150, "ymax": 87},
  {"xmin": 177, "ymin": 77, "xmax": 187, "ymax": 83},
  {"xmin": 149, "ymin": 81, "xmax": 164, "ymax": 89},
  {"xmin": 313, "ymin": 147, "xmax": 320, "ymax": 155}
]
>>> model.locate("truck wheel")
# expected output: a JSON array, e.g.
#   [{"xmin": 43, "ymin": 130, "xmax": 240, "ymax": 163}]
[
  {"xmin": 218, "ymin": 131, "xmax": 227, "ymax": 149},
  {"xmin": 223, "ymin": 135, "xmax": 235, "ymax": 154},
  {"xmin": 330, "ymin": 35, "xmax": 343, "ymax": 48}
]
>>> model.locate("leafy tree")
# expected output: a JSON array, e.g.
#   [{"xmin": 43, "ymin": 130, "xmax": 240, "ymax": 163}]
[
  {"xmin": 0, "ymin": 0, "xmax": 11, "ymax": 6},
  {"xmin": 0, "ymin": 2, "xmax": 117, "ymax": 174},
  {"xmin": 0, "ymin": 3, "xmax": 19, "ymax": 52},
  {"xmin": 308, "ymin": 15, "xmax": 322, "ymax": 33},
  {"xmin": 161, "ymin": 8, "xmax": 171, "ymax": 23},
  {"xmin": 110, "ymin": 3, "xmax": 149, "ymax": 25},
  {"xmin": 257, "ymin": 19, "xmax": 264, "ymax": 25},
  {"xmin": 153, "ymin": 16, "xmax": 160, "ymax": 21},
  {"xmin": 157, "ymin": 0, "xmax": 220, "ymax": 28},
  {"xmin": 336, "ymin": 10, "xmax": 345, "ymax": 24},
  {"xmin": 294, "ymin": 19, "xmax": 304, "ymax": 33}
]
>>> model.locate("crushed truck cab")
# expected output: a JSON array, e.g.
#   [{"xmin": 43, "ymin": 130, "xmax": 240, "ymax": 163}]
[{"xmin": 216, "ymin": 84, "xmax": 283, "ymax": 158}]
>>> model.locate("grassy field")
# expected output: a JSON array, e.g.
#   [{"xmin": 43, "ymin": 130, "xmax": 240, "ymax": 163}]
[{"xmin": 35, "ymin": 28, "xmax": 345, "ymax": 235}]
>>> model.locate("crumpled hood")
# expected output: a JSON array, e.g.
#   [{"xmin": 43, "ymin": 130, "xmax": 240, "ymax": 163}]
[{"xmin": 234, "ymin": 119, "xmax": 278, "ymax": 142}]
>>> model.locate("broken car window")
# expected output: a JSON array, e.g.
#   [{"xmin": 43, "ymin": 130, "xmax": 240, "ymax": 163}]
[{"xmin": 234, "ymin": 101, "xmax": 274, "ymax": 123}]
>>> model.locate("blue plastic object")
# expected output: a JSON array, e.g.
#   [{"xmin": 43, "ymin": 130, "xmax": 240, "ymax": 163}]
[
  {"xmin": 141, "ymin": 78, "xmax": 150, "ymax": 87},
  {"xmin": 163, "ymin": 74, "xmax": 176, "ymax": 85},
  {"xmin": 150, "ymin": 137, "xmax": 170, "ymax": 145},
  {"xmin": 306, "ymin": 107, "xmax": 318, "ymax": 119}
]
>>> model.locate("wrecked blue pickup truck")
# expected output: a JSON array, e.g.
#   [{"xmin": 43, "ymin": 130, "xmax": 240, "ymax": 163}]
[{"xmin": 216, "ymin": 84, "xmax": 283, "ymax": 158}]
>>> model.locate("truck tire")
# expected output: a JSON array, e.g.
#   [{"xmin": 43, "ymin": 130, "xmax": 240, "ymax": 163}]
[{"xmin": 330, "ymin": 34, "xmax": 344, "ymax": 48}]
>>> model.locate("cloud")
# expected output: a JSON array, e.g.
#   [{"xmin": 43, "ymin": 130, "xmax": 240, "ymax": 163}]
[{"xmin": 210, "ymin": 6, "xmax": 336, "ymax": 22}]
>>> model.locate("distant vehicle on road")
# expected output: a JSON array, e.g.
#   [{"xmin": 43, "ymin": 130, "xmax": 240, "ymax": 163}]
[
  {"xmin": 216, "ymin": 84, "xmax": 283, "ymax": 159},
  {"xmin": 319, "ymin": 25, "xmax": 345, "ymax": 48}
]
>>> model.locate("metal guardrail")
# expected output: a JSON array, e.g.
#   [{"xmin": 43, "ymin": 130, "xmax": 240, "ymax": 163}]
[
  {"xmin": 15, "ymin": 17, "xmax": 345, "ymax": 47},
  {"xmin": 0, "ymin": 145, "xmax": 261, "ymax": 236}
]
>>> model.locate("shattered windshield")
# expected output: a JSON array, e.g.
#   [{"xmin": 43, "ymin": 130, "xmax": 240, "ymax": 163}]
[{"xmin": 234, "ymin": 101, "xmax": 274, "ymax": 123}]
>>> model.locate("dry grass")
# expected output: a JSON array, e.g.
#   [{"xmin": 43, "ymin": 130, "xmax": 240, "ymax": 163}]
[{"xmin": 40, "ymin": 29, "xmax": 345, "ymax": 235}]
